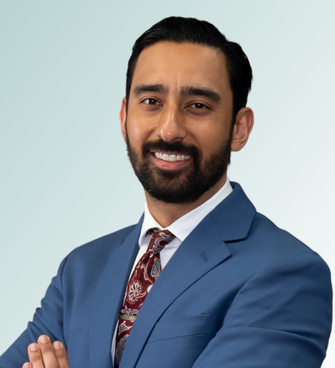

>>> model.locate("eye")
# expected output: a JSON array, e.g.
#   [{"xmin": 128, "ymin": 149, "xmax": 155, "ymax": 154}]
[
  {"xmin": 192, "ymin": 103, "xmax": 207, "ymax": 109},
  {"xmin": 189, "ymin": 102, "xmax": 210, "ymax": 110},
  {"xmin": 142, "ymin": 98, "xmax": 160, "ymax": 106}
]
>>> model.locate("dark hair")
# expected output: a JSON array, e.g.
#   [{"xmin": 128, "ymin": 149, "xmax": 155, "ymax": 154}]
[{"xmin": 126, "ymin": 16, "xmax": 253, "ymax": 120}]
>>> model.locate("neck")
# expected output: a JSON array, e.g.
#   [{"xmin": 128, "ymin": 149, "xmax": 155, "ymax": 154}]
[{"xmin": 145, "ymin": 174, "xmax": 227, "ymax": 228}]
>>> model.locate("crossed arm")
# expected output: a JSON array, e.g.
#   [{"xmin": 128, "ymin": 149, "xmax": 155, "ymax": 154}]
[
  {"xmin": 23, "ymin": 336, "xmax": 69, "ymax": 368},
  {"xmin": 2, "ymin": 243, "xmax": 330, "ymax": 368}
]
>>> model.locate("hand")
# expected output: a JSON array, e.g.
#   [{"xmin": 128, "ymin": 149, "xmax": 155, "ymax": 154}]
[{"xmin": 22, "ymin": 335, "xmax": 69, "ymax": 368}]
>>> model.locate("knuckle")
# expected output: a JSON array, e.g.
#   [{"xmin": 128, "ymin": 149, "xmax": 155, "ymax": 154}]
[
  {"xmin": 55, "ymin": 349, "xmax": 67, "ymax": 359},
  {"xmin": 47, "ymin": 365, "xmax": 60, "ymax": 368},
  {"xmin": 40, "ymin": 344, "xmax": 54, "ymax": 353}
]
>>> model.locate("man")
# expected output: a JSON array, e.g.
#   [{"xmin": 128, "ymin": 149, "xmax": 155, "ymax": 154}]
[{"xmin": 0, "ymin": 16, "xmax": 332, "ymax": 368}]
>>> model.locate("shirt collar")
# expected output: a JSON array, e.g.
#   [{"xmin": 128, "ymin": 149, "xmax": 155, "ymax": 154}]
[{"xmin": 138, "ymin": 178, "xmax": 233, "ymax": 247}]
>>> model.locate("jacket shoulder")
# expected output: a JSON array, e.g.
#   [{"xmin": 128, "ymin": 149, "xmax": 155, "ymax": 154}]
[{"xmin": 62, "ymin": 224, "xmax": 137, "ymax": 269}]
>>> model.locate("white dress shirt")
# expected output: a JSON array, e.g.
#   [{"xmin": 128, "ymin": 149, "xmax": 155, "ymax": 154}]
[{"xmin": 111, "ymin": 178, "xmax": 233, "ymax": 363}]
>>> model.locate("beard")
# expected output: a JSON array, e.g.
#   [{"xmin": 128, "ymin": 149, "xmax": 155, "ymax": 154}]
[{"xmin": 126, "ymin": 130, "xmax": 232, "ymax": 204}]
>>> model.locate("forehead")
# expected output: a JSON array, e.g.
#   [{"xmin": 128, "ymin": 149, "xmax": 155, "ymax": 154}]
[{"xmin": 131, "ymin": 41, "xmax": 231, "ymax": 97}]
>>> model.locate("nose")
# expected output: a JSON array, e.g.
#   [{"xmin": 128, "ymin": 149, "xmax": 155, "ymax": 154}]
[{"xmin": 156, "ymin": 104, "xmax": 187, "ymax": 143}]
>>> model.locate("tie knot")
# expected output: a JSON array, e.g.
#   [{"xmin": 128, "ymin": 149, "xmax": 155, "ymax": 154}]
[{"xmin": 147, "ymin": 228, "xmax": 175, "ymax": 253}]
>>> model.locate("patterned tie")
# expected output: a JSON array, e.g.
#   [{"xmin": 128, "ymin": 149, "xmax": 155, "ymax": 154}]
[{"xmin": 114, "ymin": 228, "xmax": 175, "ymax": 367}]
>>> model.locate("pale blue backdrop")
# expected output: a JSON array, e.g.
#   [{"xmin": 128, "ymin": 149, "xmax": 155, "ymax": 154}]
[{"xmin": 1, "ymin": 1, "xmax": 334, "ymax": 366}]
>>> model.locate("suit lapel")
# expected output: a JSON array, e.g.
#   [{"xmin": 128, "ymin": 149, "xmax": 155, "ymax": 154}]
[
  {"xmin": 120, "ymin": 215, "xmax": 230, "ymax": 367},
  {"xmin": 89, "ymin": 219, "xmax": 143, "ymax": 368},
  {"xmin": 120, "ymin": 182, "xmax": 256, "ymax": 368},
  {"xmin": 87, "ymin": 183, "xmax": 255, "ymax": 367}
]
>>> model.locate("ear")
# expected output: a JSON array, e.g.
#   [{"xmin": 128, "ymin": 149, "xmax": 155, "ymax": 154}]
[
  {"xmin": 120, "ymin": 97, "xmax": 127, "ymax": 142},
  {"xmin": 231, "ymin": 107, "xmax": 254, "ymax": 152}
]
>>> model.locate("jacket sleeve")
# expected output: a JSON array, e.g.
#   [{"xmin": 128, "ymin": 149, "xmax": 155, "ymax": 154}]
[
  {"xmin": 0, "ymin": 256, "xmax": 68, "ymax": 368},
  {"xmin": 192, "ymin": 252, "xmax": 332, "ymax": 368}
]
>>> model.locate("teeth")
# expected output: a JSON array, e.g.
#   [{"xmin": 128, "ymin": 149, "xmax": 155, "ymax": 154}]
[{"xmin": 155, "ymin": 152, "xmax": 191, "ymax": 162}]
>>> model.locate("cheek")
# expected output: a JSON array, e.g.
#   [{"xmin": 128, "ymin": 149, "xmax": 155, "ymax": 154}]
[
  {"xmin": 192, "ymin": 126, "xmax": 227, "ymax": 157},
  {"xmin": 126, "ymin": 118, "xmax": 152, "ymax": 149}
]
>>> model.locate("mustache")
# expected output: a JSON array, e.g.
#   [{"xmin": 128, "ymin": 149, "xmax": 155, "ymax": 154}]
[{"xmin": 142, "ymin": 139, "xmax": 200, "ymax": 158}]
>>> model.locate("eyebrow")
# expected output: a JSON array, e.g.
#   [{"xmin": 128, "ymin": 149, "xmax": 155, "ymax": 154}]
[
  {"xmin": 133, "ymin": 84, "xmax": 168, "ymax": 96},
  {"xmin": 180, "ymin": 86, "xmax": 221, "ymax": 103}
]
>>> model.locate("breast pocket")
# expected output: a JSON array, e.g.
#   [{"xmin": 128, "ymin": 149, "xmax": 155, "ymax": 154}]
[{"xmin": 149, "ymin": 314, "xmax": 210, "ymax": 342}]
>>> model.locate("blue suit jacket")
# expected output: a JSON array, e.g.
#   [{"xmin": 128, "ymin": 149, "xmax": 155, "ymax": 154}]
[{"xmin": 0, "ymin": 183, "xmax": 332, "ymax": 367}]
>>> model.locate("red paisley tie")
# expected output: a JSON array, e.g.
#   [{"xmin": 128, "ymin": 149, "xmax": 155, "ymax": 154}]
[{"xmin": 114, "ymin": 228, "xmax": 175, "ymax": 367}]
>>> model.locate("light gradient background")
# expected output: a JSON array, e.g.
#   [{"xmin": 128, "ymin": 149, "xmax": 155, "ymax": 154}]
[{"xmin": 1, "ymin": 1, "xmax": 334, "ymax": 366}]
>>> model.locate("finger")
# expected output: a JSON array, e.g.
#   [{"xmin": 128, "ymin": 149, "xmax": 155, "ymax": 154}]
[
  {"xmin": 53, "ymin": 341, "xmax": 70, "ymax": 368},
  {"xmin": 22, "ymin": 363, "xmax": 33, "ymax": 368},
  {"xmin": 37, "ymin": 335, "xmax": 60, "ymax": 367},
  {"xmin": 27, "ymin": 343, "xmax": 44, "ymax": 368}
]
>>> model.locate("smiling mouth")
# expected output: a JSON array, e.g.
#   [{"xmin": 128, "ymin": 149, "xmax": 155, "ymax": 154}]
[{"xmin": 153, "ymin": 152, "xmax": 192, "ymax": 162}]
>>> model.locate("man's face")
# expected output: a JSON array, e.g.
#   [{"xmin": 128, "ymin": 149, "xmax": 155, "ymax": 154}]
[{"xmin": 121, "ymin": 42, "xmax": 235, "ymax": 204}]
